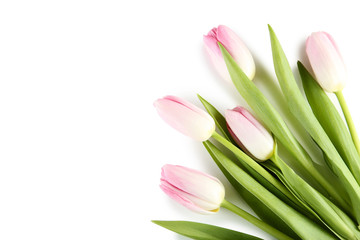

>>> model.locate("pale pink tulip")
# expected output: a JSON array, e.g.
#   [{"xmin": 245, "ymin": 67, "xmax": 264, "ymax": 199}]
[
  {"xmin": 204, "ymin": 25, "xmax": 255, "ymax": 82},
  {"xmin": 160, "ymin": 164, "xmax": 225, "ymax": 214},
  {"xmin": 225, "ymin": 107, "xmax": 274, "ymax": 161},
  {"xmin": 306, "ymin": 31, "xmax": 346, "ymax": 92},
  {"xmin": 154, "ymin": 96, "xmax": 215, "ymax": 141}
]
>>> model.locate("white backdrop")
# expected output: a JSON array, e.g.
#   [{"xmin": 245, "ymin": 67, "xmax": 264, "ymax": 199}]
[{"xmin": 1, "ymin": 0, "xmax": 360, "ymax": 239}]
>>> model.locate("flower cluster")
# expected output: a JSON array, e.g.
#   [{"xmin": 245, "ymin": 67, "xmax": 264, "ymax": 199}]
[{"xmin": 152, "ymin": 25, "xmax": 360, "ymax": 240}]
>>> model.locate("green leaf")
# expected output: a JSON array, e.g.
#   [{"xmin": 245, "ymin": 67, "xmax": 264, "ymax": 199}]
[
  {"xmin": 197, "ymin": 94, "xmax": 236, "ymax": 144},
  {"xmin": 299, "ymin": 61, "xmax": 360, "ymax": 187},
  {"xmin": 264, "ymin": 160, "xmax": 360, "ymax": 240},
  {"xmin": 275, "ymin": 154, "xmax": 357, "ymax": 240},
  {"xmin": 152, "ymin": 221, "xmax": 263, "ymax": 240},
  {"xmin": 268, "ymin": 25, "xmax": 360, "ymax": 223},
  {"xmin": 203, "ymin": 143, "xmax": 337, "ymax": 239},
  {"xmin": 203, "ymin": 141, "xmax": 300, "ymax": 239},
  {"xmin": 322, "ymin": 197, "xmax": 360, "ymax": 240},
  {"xmin": 217, "ymin": 41, "xmax": 345, "ymax": 211},
  {"xmin": 262, "ymin": 161, "xmax": 321, "ymax": 222}
]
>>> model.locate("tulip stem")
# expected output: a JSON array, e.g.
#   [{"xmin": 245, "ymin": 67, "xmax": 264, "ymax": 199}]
[
  {"xmin": 221, "ymin": 199, "xmax": 293, "ymax": 240},
  {"xmin": 336, "ymin": 91, "xmax": 360, "ymax": 156}
]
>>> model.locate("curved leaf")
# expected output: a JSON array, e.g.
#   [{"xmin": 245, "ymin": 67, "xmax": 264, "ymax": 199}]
[
  {"xmin": 152, "ymin": 221, "xmax": 263, "ymax": 240},
  {"xmin": 299, "ymin": 61, "xmax": 360, "ymax": 187}
]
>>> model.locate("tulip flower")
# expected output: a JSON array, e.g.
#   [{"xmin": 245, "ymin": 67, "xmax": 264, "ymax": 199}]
[
  {"xmin": 159, "ymin": 164, "xmax": 294, "ymax": 240},
  {"xmin": 160, "ymin": 164, "xmax": 225, "ymax": 214},
  {"xmin": 306, "ymin": 31, "xmax": 346, "ymax": 93},
  {"xmin": 225, "ymin": 107, "xmax": 274, "ymax": 161},
  {"xmin": 154, "ymin": 95, "xmax": 215, "ymax": 141},
  {"xmin": 204, "ymin": 25, "xmax": 255, "ymax": 83}
]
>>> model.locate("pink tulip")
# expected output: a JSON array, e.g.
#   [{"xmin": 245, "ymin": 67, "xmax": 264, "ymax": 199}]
[
  {"xmin": 306, "ymin": 31, "xmax": 346, "ymax": 92},
  {"xmin": 203, "ymin": 25, "xmax": 256, "ymax": 83},
  {"xmin": 225, "ymin": 107, "xmax": 274, "ymax": 161},
  {"xmin": 154, "ymin": 96, "xmax": 215, "ymax": 141},
  {"xmin": 160, "ymin": 164, "xmax": 225, "ymax": 214}
]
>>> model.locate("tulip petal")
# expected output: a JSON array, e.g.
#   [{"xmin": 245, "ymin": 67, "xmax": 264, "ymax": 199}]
[
  {"xmin": 160, "ymin": 180, "xmax": 219, "ymax": 214},
  {"xmin": 204, "ymin": 34, "xmax": 232, "ymax": 82},
  {"xmin": 225, "ymin": 108, "xmax": 274, "ymax": 161},
  {"xmin": 161, "ymin": 165, "xmax": 225, "ymax": 206},
  {"xmin": 204, "ymin": 25, "xmax": 255, "ymax": 82},
  {"xmin": 154, "ymin": 96, "xmax": 215, "ymax": 141},
  {"xmin": 233, "ymin": 107, "xmax": 273, "ymax": 145},
  {"xmin": 306, "ymin": 32, "xmax": 346, "ymax": 92},
  {"xmin": 217, "ymin": 25, "xmax": 256, "ymax": 80}
]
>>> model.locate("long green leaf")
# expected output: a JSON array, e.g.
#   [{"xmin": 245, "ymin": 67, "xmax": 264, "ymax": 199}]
[
  {"xmin": 152, "ymin": 221, "xmax": 263, "ymax": 240},
  {"xmin": 299, "ymin": 61, "xmax": 360, "ymax": 186},
  {"xmin": 268, "ymin": 25, "xmax": 360, "ymax": 224},
  {"xmin": 262, "ymin": 161, "xmax": 322, "ymax": 222},
  {"xmin": 203, "ymin": 141, "xmax": 300, "ymax": 239},
  {"xmin": 264, "ymin": 159, "xmax": 359, "ymax": 240},
  {"xmin": 217, "ymin": 42, "xmax": 346, "ymax": 212},
  {"xmin": 275, "ymin": 155, "xmax": 357, "ymax": 240},
  {"xmin": 323, "ymin": 197, "xmax": 360, "ymax": 240},
  {"xmin": 204, "ymin": 143, "xmax": 337, "ymax": 239}
]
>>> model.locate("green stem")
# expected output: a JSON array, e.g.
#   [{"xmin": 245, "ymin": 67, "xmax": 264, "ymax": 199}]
[
  {"xmin": 221, "ymin": 199, "xmax": 293, "ymax": 240},
  {"xmin": 211, "ymin": 132, "xmax": 299, "ymax": 210},
  {"xmin": 336, "ymin": 90, "xmax": 360, "ymax": 156}
]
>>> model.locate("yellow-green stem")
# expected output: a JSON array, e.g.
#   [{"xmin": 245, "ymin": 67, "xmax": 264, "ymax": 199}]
[{"xmin": 336, "ymin": 90, "xmax": 360, "ymax": 156}]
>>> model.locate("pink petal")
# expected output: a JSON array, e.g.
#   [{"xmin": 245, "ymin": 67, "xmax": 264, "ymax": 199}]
[
  {"xmin": 217, "ymin": 25, "xmax": 256, "ymax": 80},
  {"xmin": 306, "ymin": 32, "xmax": 346, "ymax": 92},
  {"xmin": 161, "ymin": 165, "xmax": 224, "ymax": 205},
  {"xmin": 160, "ymin": 180, "xmax": 215, "ymax": 214},
  {"xmin": 203, "ymin": 33, "xmax": 232, "ymax": 82},
  {"xmin": 154, "ymin": 96, "xmax": 215, "ymax": 141},
  {"xmin": 225, "ymin": 108, "xmax": 274, "ymax": 161}
]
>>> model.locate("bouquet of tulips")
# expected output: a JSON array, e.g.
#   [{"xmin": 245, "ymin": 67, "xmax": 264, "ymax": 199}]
[{"xmin": 152, "ymin": 25, "xmax": 360, "ymax": 240}]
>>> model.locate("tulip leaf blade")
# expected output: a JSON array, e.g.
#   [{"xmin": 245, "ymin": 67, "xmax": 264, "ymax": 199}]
[
  {"xmin": 264, "ymin": 160, "xmax": 358, "ymax": 240},
  {"xmin": 274, "ymin": 154, "xmax": 356, "ymax": 240},
  {"xmin": 197, "ymin": 94, "xmax": 235, "ymax": 144},
  {"xmin": 152, "ymin": 220, "xmax": 264, "ymax": 240},
  {"xmin": 203, "ymin": 142, "xmax": 337, "ymax": 239},
  {"xmin": 298, "ymin": 61, "xmax": 360, "ymax": 186},
  {"xmin": 203, "ymin": 141, "xmax": 300, "ymax": 239},
  {"xmin": 268, "ymin": 25, "xmax": 360, "ymax": 223}
]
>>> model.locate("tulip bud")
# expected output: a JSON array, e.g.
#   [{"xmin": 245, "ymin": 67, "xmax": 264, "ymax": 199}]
[
  {"xmin": 203, "ymin": 25, "xmax": 256, "ymax": 83},
  {"xmin": 225, "ymin": 107, "xmax": 274, "ymax": 161},
  {"xmin": 306, "ymin": 31, "xmax": 346, "ymax": 93},
  {"xmin": 154, "ymin": 96, "xmax": 215, "ymax": 141},
  {"xmin": 160, "ymin": 164, "xmax": 225, "ymax": 214}
]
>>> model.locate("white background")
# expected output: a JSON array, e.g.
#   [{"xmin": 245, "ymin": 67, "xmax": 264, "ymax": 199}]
[{"xmin": 1, "ymin": 0, "xmax": 360, "ymax": 239}]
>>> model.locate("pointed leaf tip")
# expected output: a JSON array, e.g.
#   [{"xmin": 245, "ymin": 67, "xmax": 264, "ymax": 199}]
[
  {"xmin": 297, "ymin": 61, "xmax": 306, "ymax": 72},
  {"xmin": 152, "ymin": 220, "xmax": 265, "ymax": 240},
  {"xmin": 267, "ymin": 24, "xmax": 274, "ymax": 33}
]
